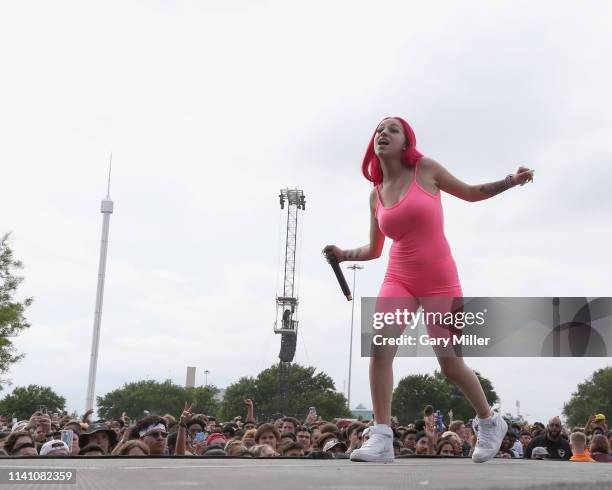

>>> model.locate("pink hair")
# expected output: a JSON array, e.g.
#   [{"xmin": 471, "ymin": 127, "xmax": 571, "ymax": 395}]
[{"xmin": 361, "ymin": 116, "xmax": 424, "ymax": 185}]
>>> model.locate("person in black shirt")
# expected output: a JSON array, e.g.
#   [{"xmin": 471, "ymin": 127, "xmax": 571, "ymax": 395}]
[{"xmin": 524, "ymin": 416, "xmax": 572, "ymax": 460}]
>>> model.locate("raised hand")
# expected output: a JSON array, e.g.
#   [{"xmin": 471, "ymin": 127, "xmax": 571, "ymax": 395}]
[
  {"xmin": 305, "ymin": 407, "xmax": 317, "ymax": 424},
  {"xmin": 512, "ymin": 166, "xmax": 534, "ymax": 186},
  {"xmin": 321, "ymin": 245, "xmax": 346, "ymax": 263},
  {"xmin": 180, "ymin": 402, "xmax": 193, "ymax": 426}
]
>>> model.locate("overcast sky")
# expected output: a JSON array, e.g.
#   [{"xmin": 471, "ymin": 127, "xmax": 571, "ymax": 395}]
[{"xmin": 1, "ymin": 1, "xmax": 610, "ymax": 424}]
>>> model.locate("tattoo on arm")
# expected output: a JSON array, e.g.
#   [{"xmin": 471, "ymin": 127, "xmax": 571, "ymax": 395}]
[{"xmin": 478, "ymin": 177, "xmax": 513, "ymax": 197}]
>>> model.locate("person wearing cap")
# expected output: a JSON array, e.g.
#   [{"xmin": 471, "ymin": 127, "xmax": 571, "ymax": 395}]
[
  {"xmin": 585, "ymin": 414, "xmax": 608, "ymax": 436},
  {"xmin": 135, "ymin": 416, "xmax": 168, "ymax": 455},
  {"xmin": 40, "ymin": 439, "xmax": 69, "ymax": 457},
  {"xmin": 531, "ymin": 447, "xmax": 550, "ymax": 459},
  {"xmin": 316, "ymin": 431, "xmax": 340, "ymax": 452},
  {"xmin": 322, "ymin": 438, "xmax": 348, "ymax": 455},
  {"xmin": 205, "ymin": 432, "xmax": 227, "ymax": 449},
  {"xmin": 243, "ymin": 420, "xmax": 256, "ymax": 432},
  {"xmin": 79, "ymin": 422, "xmax": 117, "ymax": 455},
  {"xmin": 524, "ymin": 417, "xmax": 572, "ymax": 460}
]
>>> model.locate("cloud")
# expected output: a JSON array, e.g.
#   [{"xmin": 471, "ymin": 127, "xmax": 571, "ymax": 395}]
[{"xmin": 0, "ymin": 1, "xmax": 610, "ymax": 423}]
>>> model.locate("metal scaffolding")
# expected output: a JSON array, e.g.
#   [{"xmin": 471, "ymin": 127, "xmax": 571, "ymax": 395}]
[{"xmin": 274, "ymin": 188, "xmax": 305, "ymax": 414}]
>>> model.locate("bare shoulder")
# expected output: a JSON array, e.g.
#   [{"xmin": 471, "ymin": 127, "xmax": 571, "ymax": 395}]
[
  {"xmin": 417, "ymin": 156, "xmax": 446, "ymax": 191},
  {"xmin": 369, "ymin": 187, "xmax": 378, "ymax": 210},
  {"xmin": 418, "ymin": 156, "xmax": 450, "ymax": 187},
  {"xmin": 419, "ymin": 156, "xmax": 444, "ymax": 174}
]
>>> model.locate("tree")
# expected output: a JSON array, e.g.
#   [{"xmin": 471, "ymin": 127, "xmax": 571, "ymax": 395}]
[
  {"xmin": 220, "ymin": 363, "xmax": 352, "ymax": 421},
  {"xmin": 0, "ymin": 385, "xmax": 66, "ymax": 420},
  {"xmin": 392, "ymin": 370, "xmax": 499, "ymax": 425},
  {"xmin": 184, "ymin": 386, "xmax": 219, "ymax": 415},
  {"xmin": 563, "ymin": 366, "xmax": 612, "ymax": 428},
  {"xmin": 220, "ymin": 376, "xmax": 257, "ymax": 421},
  {"xmin": 96, "ymin": 379, "xmax": 219, "ymax": 420},
  {"xmin": 0, "ymin": 233, "xmax": 33, "ymax": 387}
]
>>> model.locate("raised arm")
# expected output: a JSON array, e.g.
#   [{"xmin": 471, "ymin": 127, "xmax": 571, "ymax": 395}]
[
  {"xmin": 426, "ymin": 157, "xmax": 534, "ymax": 202},
  {"xmin": 175, "ymin": 402, "xmax": 192, "ymax": 456},
  {"xmin": 322, "ymin": 189, "xmax": 385, "ymax": 262},
  {"xmin": 244, "ymin": 399, "xmax": 254, "ymax": 423}
]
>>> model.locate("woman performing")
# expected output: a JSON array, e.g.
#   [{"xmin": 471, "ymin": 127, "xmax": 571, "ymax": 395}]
[{"xmin": 322, "ymin": 116, "xmax": 534, "ymax": 463}]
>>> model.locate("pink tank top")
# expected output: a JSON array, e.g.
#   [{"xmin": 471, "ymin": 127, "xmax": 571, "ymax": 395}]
[{"xmin": 375, "ymin": 158, "xmax": 454, "ymax": 270}]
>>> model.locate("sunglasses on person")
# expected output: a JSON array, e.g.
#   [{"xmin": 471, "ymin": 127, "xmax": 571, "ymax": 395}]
[{"xmin": 145, "ymin": 431, "xmax": 168, "ymax": 439}]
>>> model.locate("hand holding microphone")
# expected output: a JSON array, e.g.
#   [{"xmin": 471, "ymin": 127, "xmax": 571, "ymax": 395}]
[{"xmin": 322, "ymin": 245, "xmax": 352, "ymax": 301}]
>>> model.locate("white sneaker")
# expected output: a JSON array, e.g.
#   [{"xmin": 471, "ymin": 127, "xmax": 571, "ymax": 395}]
[
  {"xmin": 349, "ymin": 424, "xmax": 394, "ymax": 462},
  {"xmin": 471, "ymin": 411, "xmax": 508, "ymax": 463}
]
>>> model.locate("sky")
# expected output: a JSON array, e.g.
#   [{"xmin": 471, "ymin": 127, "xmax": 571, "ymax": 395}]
[{"xmin": 0, "ymin": 0, "xmax": 611, "ymax": 424}]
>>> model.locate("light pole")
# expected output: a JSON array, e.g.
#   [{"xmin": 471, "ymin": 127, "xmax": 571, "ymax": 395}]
[
  {"xmin": 346, "ymin": 264, "xmax": 363, "ymax": 411},
  {"xmin": 203, "ymin": 369, "xmax": 210, "ymax": 387},
  {"xmin": 85, "ymin": 154, "xmax": 114, "ymax": 413}
]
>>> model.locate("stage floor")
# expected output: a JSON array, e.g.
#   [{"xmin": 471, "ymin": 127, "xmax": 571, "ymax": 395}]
[{"xmin": 1, "ymin": 457, "xmax": 611, "ymax": 490}]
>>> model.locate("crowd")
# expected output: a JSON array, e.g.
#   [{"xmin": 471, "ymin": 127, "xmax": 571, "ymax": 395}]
[{"xmin": 1, "ymin": 400, "xmax": 610, "ymax": 462}]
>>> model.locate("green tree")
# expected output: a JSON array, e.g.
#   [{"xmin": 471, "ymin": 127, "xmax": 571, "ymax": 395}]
[
  {"xmin": 96, "ymin": 379, "xmax": 219, "ymax": 420},
  {"xmin": 220, "ymin": 363, "xmax": 352, "ymax": 421},
  {"xmin": 0, "ymin": 384, "xmax": 66, "ymax": 420},
  {"xmin": 392, "ymin": 370, "xmax": 499, "ymax": 425},
  {"xmin": 184, "ymin": 386, "xmax": 218, "ymax": 415},
  {"xmin": 220, "ymin": 376, "xmax": 257, "ymax": 421},
  {"xmin": 0, "ymin": 233, "xmax": 33, "ymax": 387},
  {"xmin": 392, "ymin": 373, "xmax": 448, "ymax": 426},
  {"xmin": 563, "ymin": 366, "xmax": 612, "ymax": 428}
]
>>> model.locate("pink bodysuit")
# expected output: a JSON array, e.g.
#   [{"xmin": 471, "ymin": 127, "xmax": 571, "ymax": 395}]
[{"xmin": 375, "ymin": 157, "xmax": 463, "ymax": 300}]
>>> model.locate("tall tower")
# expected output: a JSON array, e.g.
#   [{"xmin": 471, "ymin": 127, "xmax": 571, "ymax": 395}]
[
  {"xmin": 275, "ymin": 188, "xmax": 305, "ymax": 415},
  {"xmin": 85, "ymin": 155, "xmax": 114, "ymax": 412}
]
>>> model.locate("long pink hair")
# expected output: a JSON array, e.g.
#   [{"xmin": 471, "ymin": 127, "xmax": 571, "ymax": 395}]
[{"xmin": 361, "ymin": 116, "xmax": 424, "ymax": 185}]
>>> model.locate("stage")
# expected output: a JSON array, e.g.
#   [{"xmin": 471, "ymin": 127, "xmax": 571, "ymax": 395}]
[{"xmin": 1, "ymin": 457, "xmax": 611, "ymax": 489}]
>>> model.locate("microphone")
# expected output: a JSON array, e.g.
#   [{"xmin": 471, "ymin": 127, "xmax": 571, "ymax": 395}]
[{"xmin": 325, "ymin": 252, "xmax": 352, "ymax": 301}]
